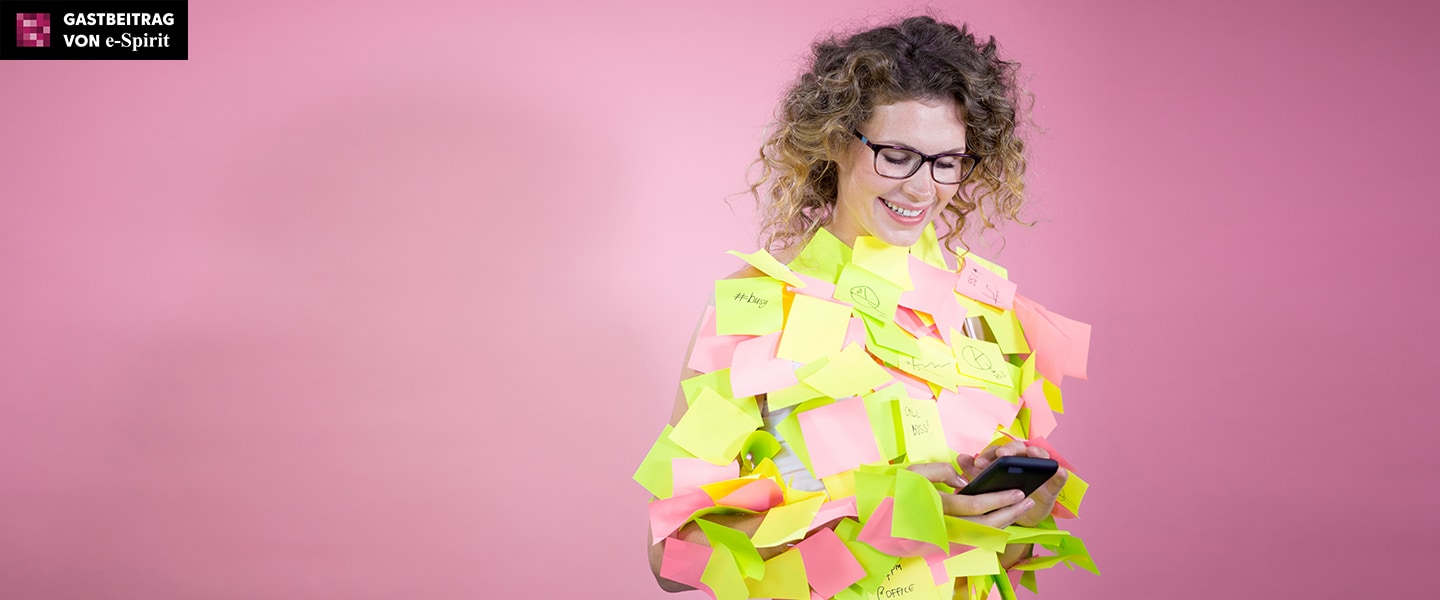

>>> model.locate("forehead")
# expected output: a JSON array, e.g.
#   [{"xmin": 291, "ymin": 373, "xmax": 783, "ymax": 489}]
[{"xmin": 862, "ymin": 98, "xmax": 967, "ymax": 152}]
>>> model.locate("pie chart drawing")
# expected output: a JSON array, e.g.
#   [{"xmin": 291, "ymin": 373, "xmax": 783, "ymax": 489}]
[
  {"xmin": 849, "ymin": 285, "xmax": 880, "ymax": 309},
  {"xmin": 959, "ymin": 346, "xmax": 991, "ymax": 370}
]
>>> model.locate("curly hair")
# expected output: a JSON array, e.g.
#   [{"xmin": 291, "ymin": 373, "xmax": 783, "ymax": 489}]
[{"xmin": 752, "ymin": 16, "xmax": 1029, "ymax": 254}]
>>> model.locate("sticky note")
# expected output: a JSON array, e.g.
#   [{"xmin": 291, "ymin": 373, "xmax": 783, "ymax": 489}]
[
  {"xmin": 660, "ymin": 536, "xmax": 711, "ymax": 590},
  {"xmin": 834, "ymin": 263, "xmax": 903, "ymax": 322},
  {"xmin": 797, "ymin": 397, "xmax": 881, "ymax": 479},
  {"xmin": 777, "ymin": 293, "xmax": 853, "ymax": 363},
  {"xmin": 890, "ymin": 468, "xmax": 948, "ymax": 552},
  {"xmin": 681, "ymin": 369, "xmax": 735, "ymax": 404},
  {"xmin": 697, "ymin": 520, "xmax": 765, "ymax": 580},
  {"xmin": 1012, "ymin": 295, "xmax": 1072, "ymax": 386},
  {"xmin": 727, "ymin": 248, "xmax": 805, "ymax": 287},
  {"xmin": 633, "ymin": 425, "xmax": 694, "ymax": 498},
  {"xmin": 768, "ymin": 380, "xmax": 826, "ymax": 410},
  {"xmin": 910, "ymin": 223, "xmax": 948, "ymax": 269},
  {"xmin": 983, "ymin": 310, "xmax": 1029, "ymax": 355},
  {"xmin": 943, "ymin": 516, "xmax": 1009, "ymax": 553},
  {"xmin": 862, "ymin": 312, "xmax": 921, "ymax": 358},
  {"xmin": 715, "ymin": 277, "xmax": 785, "ymax": 336},
  {"xmin": 711, "ymin": 478, "xmax": 785, "ymax": 512},
  {"xmin": 730, "ymin": 332, "xmax": 800, "ymax": 397},
  {"xmin": 954, "ymin": 256, "xmax": 1016, "ymax": 309},
  {"xmin": 1055, "ymin": 471, "xmax": 1089, "ymax": 517},
  {"xmin": 852, "ymin": 235, "xmax": 915, "ymax": 289},
  {"xmin": 873, "ymin": 555, "xmax": 941, "ymax": 600},
  {"xmin": 751, "ymin": 495, "xmax": 826, "ymax": 547},
  {"xmin": 1003, "ymin": 525, "xmax": 1070, "ymax": 545},
  {"xmin": 789, "ymin": 270, "xmax": 838, "ymax": 300},
  {"xmin": 935, "ymin": 388, "xmax": 1017, "ymax": 457},
  {"xmin": 856, "ymin": 496, "xmax": 933, "ymax": 556},
  {"xmin": 801, "ymin": 343, "xmax": 892, "ymax": 398},
  {"xmin": 1020, "ymin": 382, "xmax": 1056, "ymax": 439},
  {"xmin": 688, "ymin": 305, "xmax": 752, "ymax": 374},
  {"xmin": 862, "ymin": 387, "xmax": 904, "ymax": 461},
  {"xmin": 671, "ymin": 388, "xmax": 761, "ymax": 465},
  {"xmin": 648, "ymin": 491, "xmax": 715, "ymax": 543},
  {"xmin": 943, "ymin": 548, "xmax": 1002, "ymax": 577},
  {"xmin": 795, "ymin": 528, "xmax": 867, "ymax": 598},
  {"xmin": 898, "ymin": 398, "xmax": 950, "ymax": 463},
  {"xmin": 702, "ymin": 543, "xmax": 750, "ymax": 600},
  {"xmin": 788, "ymin": 226, "xmax": 851, "ymax": 284},
  {"xmin": 894, "ymin": 337, "xmax": 963, "ymax": 391},
  {"xmin": 810, "ymin": 496, "xmax": 859, "ymax": 530},
  {"xmin": 745, "ymin": 548, "xmax": 810, "ymax": 600},
  {"xmin": 671, "ymin": 458, "xmax": 739, "ymax": 494},
  {"xmin": 1045, "ymin": 308, "xmax": 1092, "ymax": 380},
  {"xmin": 951, "ymin": 334, "xmax": 1012, "ymax": 386}
]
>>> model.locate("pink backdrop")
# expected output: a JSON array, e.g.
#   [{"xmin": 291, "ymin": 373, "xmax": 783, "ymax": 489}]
[{"xmin": 2, "ymin": 1, "xmax": 1436, "ymax": 598}]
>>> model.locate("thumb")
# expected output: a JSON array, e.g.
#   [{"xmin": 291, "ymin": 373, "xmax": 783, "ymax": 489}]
[{"xmin": 954, "ymin": 454, "xmax": 978, "ymax": 482}]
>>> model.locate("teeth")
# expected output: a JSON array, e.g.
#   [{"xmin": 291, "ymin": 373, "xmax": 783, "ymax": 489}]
[{"xmin": 882, "ymin": 199, "xmax": 922, "ymax": 218}]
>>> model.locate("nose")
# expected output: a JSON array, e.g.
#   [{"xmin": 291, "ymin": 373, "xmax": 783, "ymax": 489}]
[{"xmin": 901, "ymin": 165, "xmax": 936, "ymax": 200}]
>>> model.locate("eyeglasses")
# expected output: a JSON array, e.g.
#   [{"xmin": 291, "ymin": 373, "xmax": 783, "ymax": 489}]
[{"xmin": 852, "ymin": 129, "xmax": 980, "ymax": 185}]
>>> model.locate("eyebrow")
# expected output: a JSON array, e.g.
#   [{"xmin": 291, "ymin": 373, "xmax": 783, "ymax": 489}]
[{"xmin": 870, "ymin": 138, "xmax": 968, "ymax": 154}]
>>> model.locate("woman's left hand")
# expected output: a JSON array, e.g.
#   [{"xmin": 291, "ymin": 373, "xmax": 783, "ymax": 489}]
[{"xmin": 969, "ymin": 440, "xmax": 1068, "ymax": 527}]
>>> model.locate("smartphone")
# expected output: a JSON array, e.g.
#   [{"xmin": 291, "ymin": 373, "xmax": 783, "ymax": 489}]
[{"xmin": 957, "ymin": 456, "xmax": 1058, "ymax": 497}]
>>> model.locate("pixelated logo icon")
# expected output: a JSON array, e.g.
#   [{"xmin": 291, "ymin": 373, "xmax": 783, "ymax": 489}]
[{"xmin": 16, "ymin": 13, "xmax": 50, "ymax": 48}]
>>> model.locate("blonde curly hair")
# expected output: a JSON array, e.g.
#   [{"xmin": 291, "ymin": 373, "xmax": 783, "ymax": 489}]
[{"xmin": 753, "ymin": 16, "xmax": 1029, "ymax": 254}]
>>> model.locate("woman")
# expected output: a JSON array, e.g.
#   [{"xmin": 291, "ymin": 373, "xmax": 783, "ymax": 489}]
[{"xmin": 639, "ymin": 15, "xmax": 1094, "ymax": 599}]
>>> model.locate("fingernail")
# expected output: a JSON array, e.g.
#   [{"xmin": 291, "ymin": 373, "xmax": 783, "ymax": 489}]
[
  {"xmin": 1022, "ymin": 499, "xmax": 1035, "ymax": 510},
  {"xmin": 1011, "ymin": 490, "xmax": 1025, "ymax": 501}
]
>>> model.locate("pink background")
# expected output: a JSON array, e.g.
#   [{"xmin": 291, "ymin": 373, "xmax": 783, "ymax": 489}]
[{"xmin": 2, "ymin": 0, "xmax": 1436, "ymax": 598}]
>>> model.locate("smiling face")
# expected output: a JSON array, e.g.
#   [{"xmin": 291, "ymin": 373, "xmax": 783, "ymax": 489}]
[{"xmin": 828, "ymin": 97, "xmax": 968, "ymax": 248}]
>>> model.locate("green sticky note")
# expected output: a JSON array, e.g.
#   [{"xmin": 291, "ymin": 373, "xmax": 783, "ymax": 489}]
[
  {"xmin": 774, "ymin": 411, "xmax": 813, "ymax": 478},
  {"xmin": 671, "ymin": 388, "xmax": 761, "ymax": 465},
  {"xmin": 891, "ymin": 468, "xmax": 948, "ymax": 551},
  {"xmin": 701, "ymin": 543, "xmax": 749, "ymax": 600},
  {"xmin": 910, "ymin": 223, "xmax": 948, "ymax": 270},
  {"xmin": 862, "ymin": 387, "xmax": 905, "ymax": 461},
  {"xmin": 985, "ymin": 311, "xmax": 1030, "ymax": 355},
  {"xmin": 777, "ymin": 293, "xmax": 852, "ymax": 363},
  {"xmin": 834, "ymin": 263, "xmax": 903, "ymax": 322},
  {"xmin": 944, "ymin": 516, "xmax": 1009, "ymax": 553},
  {"xmin": 788, "ymin": 227, "xmax": 851, "ymax": 284},
  {"xmin": 741, "ymin": 430, "xmax": 782, "ymax": 465},
  {"xmin": 767, "ymin": 380, "xmax": 825, "ymax": 410},
  {"xmin": 992, "ymin": 571, "xmax": 1018, "ymax": 600},
  {"xmin": 681, "ymin": 369, "xmax": 734, "ymax": 403},
  {"xmin": 835, "ymin": 518, "xmax": 900, "ymax": 591},
  {"xmin": 852, "ymin": 465, "xmax": 896, "ymax": 522},
  {"xmin": 632, "ymin": 425, "xmax": 693, "ymax": 498},
  {"xmin": 1011, "ymin": 554, "xmax": 1069, "ymax": 571},
  {"xmin": 697, "ymin": 520, "xmax": 765, "ymax": 580},
  {"xmin": 727, "ymin": 248, "xmax": 805, "ymax": 287},
  {"xmin": 861, "ymin": 312, "xmax": 921, "ymax": 357},
  {"xmin": 714, "ymin": 277, "xmax": 784, "ymax": 336},
  {"xmin": 1003, "ymin": 525, "xmax": 1070, "ymax": 545},
  {"xmin": 1059, "ymin": 535, "xmax": 1100, "ymax": 575},
  {"xmin": 744, "ymin": 548, "xmax": 810, "ymax": 600},
  {"xmin": 1019, "ymin": 569, "xmax": 1038, "ymax": 593},
  {"xmin": 894, "ymin": 337, "xmax": 963, "ymax": 390}
]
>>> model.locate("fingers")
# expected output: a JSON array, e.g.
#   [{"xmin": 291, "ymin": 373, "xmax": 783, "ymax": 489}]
[
  {"xmin": 974, "ymin": 440, "xmax": 1028, "ymax": 470},
  {"xmin": 941, "ymin": 489, "xmax": 1026, "ymax": 517},
  {"xmin": 951, "ymin": 494, "xmax": 1034, "ymax": 529},
  {"xmin": 907, "ymin": 461, "xmax": 966, "ymax": 489}
]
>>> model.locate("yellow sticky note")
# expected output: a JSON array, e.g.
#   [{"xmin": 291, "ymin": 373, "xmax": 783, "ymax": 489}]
[
  {"xmin": 751, "ymin": 496, "xmax": 826, "ymax": 547},
  {"xmin": 852, "ymin": 235, "xmax": 914, "ymax": 289},
  {"xmin": 767, "ymin": 380, "xmax": 826, "ymax": 410},
  {"xmin": 801, "ymin": 343, "xmax": 893, "ymax": 398},
  {"xmin": 952, "ymin": 334, "xmax": 1013, "ymax": 386},
  {"xmin": 910, "ymin": 223, "xmax": 948, "ymax": 270},
  {"xmin": 985, "ymin": 311, "xmax": 1030, "ymax": 355},
  {"xmin": 898, "ymin": 398, "xmax": 950, "ymax": 463},
  {"xmin": 681, "ymin": 369, "xmax": 734, "ymax": 404},
  {"xmin": 1043, "ymin": 378, "xmax": 1065, "ymax": 414},
  {"xmin": 834, "ymin": 263, "xmax": 903, "ymax": 322},
  {"xmin": 894, "ymin": 337, "xmax": 963, "ymax": 391},
  {"xmin": 1056, "ymin": 471, "xmax": 1089, "ymax": 516},
  {"xmin": 777, "ymin": 294, "xmax": 852, "ymax": 363},
  {"xmin": 873, "ymin": 555, "xmax": 940, "ymax": 600},
  {"xmin": 944, "ymin": 516, "xmax": 1009, "ymax": 553},
  {"xmin": 943, "ymin": 548, "xmax": 1002, "ymax": 578},
  {"xmin": 959, "ymin": 251, "xmax": 1008, "ymax": 279},
  {"xmin": 727, "ymin": 248, "xmax": 805, "ymax": 288},
  {"xmin": 714, "ymin": 277, "xmax": 784, "ymax": 336},
  {"xmin": 891, "ymin": 468, "xmax": 948, "ymax": 551},
  {"xmin": 788, "ymin": 226, "xmax": 851, "ymax": 284},
  {"xmin": 822, "ymin": 470, "xmax": 856, "ymax": 499},
  {"xmin": 1003, "ymin": 525, "xmax": 1070, "ymax": 545},
  {"xmin": 1011, "ymin": 554, "xmax": 1069, "ymax": 571},
  {"xmin": 671, "ymin": 388, "xmax": 761, "ymax": 465},
  {"xmin": 745, "ymin": 548, "xmax": 810, "ymax": 600}
]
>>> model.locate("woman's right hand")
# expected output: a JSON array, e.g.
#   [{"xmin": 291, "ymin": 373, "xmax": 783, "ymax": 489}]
[{"xmin": 908, "ymin": 456, "xmax": 1032, "ymax": 529}]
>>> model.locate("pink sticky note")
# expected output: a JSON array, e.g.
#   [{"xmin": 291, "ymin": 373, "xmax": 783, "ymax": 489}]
[
  {"xmin": 1025, "ymin": 436, "xmax": 1075, "ymax": 473},
  {"xmin": 893, "ymin": 306, "xmax": 938, "ymax": 340},
  {"xmin": 856, "ymin": 496, "xmax": 937, "ymax": 556},
  {"xmin": 1013, "ymin": 295, "xmax": 1071, "ymax": 386},
  {"xmin": 730, "ymin": 331, "xmax": 799, "ymax": 397},
  {"xmin": 843, "ymin": 316, "xmax": 868, "ymax": 350},
  {"xmin": 925, "ymin": 552, "xmax": 952, "ymax": 586},
  {"xmin": 955, "ymin": 258, "xmax": 1017, "ymax": 309},
  {"xmin": 810, "ymin": 496, "xmax": 859, "ymax": 530},
  {"xmin": 688, "ymin": 306, "xmax": 753, "ymax": 373},
  {"xmin": 797, "ymin": 397, "xmax": 881, "ymax": 479},
  {"xmin": 1045, "ymin": 308, "xmax": 1092, "ymax": 380},
  {"xmin": 1021, "ymin": 382, "xmax": 1057, "ymax": 439},
  {"xmin": 936, "ymin": 387, "xmax": 1019, "ymax": 456},
  {"xmin": 660, "ymin": 536, "xmax": 713, "ymax": 591},
  {"xmin": 790, "ymin": 271, "xmax": 838, "ymax": 300},
  {"xmin": 713, "ymin": 478, "xmax": 785, "ymax": 512},
  {"xmin": 795, "ymin": 528, "xmax": 867, "ymax": 598},
  {"xmin": 649, "ymin": 491, "xmax": 716, "ymax": 544},
  {"xmin": 671, "ymin": 458, "xmax": 739, "ymax": 495},
  {"xmin": 901, "ymin": 256, "xmax": 961, "ymax": 314}
]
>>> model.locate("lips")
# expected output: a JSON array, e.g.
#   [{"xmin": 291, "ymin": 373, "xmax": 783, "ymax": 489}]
[{"xmin": 880, "ymin": 197, "xmax": 927, "ymax": 222}]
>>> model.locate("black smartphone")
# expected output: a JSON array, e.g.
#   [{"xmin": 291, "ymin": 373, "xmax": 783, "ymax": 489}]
[{"xmin": 957, "ymin": 456, "xmax": 1058, "ymax": 497}]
